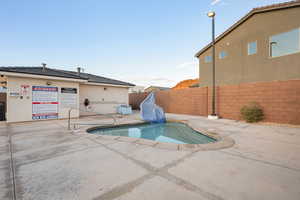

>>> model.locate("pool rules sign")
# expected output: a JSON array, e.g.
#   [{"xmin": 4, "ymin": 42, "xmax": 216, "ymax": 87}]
[
  {"xmin": 32, "ymin": 86, "xmax": 58, "ymax": 120},
  {"xmin": 60, "ymin": 88, "xmax": 77, "ymax": 108}
]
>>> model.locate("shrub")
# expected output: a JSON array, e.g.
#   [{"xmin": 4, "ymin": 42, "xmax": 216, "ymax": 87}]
[{"xmin": 240, "ymin": 102, "xmax": 264, "ymax": 123}]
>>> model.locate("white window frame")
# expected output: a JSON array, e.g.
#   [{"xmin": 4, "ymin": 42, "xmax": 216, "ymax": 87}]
[
  {"xmin": 269, "ymin": 28, "xmax": 300, "ymax": 58},
  {"xmin": 247, "ymin": 41, "xmax": 257, "ymax": 55}
]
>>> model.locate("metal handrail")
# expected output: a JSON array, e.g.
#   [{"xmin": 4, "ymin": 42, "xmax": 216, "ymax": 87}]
[{"xmin": 68, "ymin": 108, "xmax": 117, "ymax": 130}]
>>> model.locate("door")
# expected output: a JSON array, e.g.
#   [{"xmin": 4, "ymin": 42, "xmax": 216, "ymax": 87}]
[{"xmin": 0, "ymin": 102, "xmax": 5, "ymax": 121}]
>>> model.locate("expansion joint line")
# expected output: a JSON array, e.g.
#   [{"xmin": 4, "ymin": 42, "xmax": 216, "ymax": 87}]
[
  {"xmin": 220, "ymin": 150, "xmax": 300, "ymax": 172},
  {"xmin": 8, "ymin": 126, "xmax": 17, "ymax": 200},
  {"xmin": 87, "ymin": 137, "xmax": 224, "ymax": 200}
]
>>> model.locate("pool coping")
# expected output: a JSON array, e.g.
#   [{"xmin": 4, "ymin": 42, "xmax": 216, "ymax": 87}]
[{"xmin": 75, "ymin": 120, "xmax": 235, "ymax": 152}]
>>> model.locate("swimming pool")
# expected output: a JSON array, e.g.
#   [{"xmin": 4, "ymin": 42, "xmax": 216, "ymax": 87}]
[{"xmin": 88, "ymin": 122, "xmax": 216, "ymax": 144}]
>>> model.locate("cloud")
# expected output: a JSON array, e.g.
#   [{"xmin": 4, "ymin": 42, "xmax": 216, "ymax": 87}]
[
  {"xmin": 151, "ymin": 78, "xmax": 174, "ymax": 82},
  {"xmin": 176, "ymin": 61, "xmax": 198, "ymax": 69},
  {"xmin": 113, "ymin": 75, "xmax": 176, "ymax": 87},
  {"xmin": 211, "ymin": 0, "xmax": 222, "ymax": 5},
  {"xmin": 110, "ymin": 61, "xmax": 199, "ymax": 88}
]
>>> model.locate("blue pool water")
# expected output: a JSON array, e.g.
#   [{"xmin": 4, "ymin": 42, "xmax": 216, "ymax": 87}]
[{"xmin": 88, "ymin": 122, "xmax": 216, "ymax": 144}]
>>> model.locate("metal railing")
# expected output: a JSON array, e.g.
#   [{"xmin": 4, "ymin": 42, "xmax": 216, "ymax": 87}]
[{"xmin": 68, "ymin": 108, "xmax": 118, "ymax": 130}]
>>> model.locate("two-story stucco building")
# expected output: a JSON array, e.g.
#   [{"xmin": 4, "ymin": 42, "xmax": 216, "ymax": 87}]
[{"xmin": 195, "ymin": 0, "xmax": 300, "ymax": 87}]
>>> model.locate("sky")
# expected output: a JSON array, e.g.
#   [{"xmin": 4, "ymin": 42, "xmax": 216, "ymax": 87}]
[{"xmin": 0, "ymin": 0, "xmax": 289, "ymax": 87}]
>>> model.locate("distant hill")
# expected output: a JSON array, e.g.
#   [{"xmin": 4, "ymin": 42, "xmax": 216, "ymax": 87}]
[{"xmin": 172, "ymin": 79, "xmax": 199, "ymax": 90}]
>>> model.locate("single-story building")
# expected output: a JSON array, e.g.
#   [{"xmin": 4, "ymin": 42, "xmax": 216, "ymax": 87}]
[
  {"xmin": 0, "ymin": 65, "xmax": 135, "ymax": 123},
  {"xmin": 195, "ymin": 0, "xmax": 300, "ymax": 87},
  {"xmin": 144, "ymin": 86, "xmax": 170, "ymax": 93},
  {"xmin": 128, "ymin": 85, "xmax": 145, "ymax": 93}
]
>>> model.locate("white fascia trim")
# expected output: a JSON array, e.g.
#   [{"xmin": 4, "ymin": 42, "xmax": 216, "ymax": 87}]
[
  {"xmin": 82, "ymin": 82, "xmax": 132, "ymax": 88},
  {"xmin": 0, "ymin": 71, "xmax": 87, "ymax": 83}
]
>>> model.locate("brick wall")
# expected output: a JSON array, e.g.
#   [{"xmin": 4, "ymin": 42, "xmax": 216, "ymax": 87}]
[{"xmin": 129, "ymin": 80, "xmax": 300, "ymax": 125}]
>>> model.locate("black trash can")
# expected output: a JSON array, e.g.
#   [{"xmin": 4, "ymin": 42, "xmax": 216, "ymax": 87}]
[{"xmin": 0, "ymin": 102, "xmax": 5, "ymax": 121}]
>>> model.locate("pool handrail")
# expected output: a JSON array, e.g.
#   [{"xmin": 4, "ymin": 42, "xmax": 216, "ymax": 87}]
[{"xmin": 68, "ymin": 108, "xmax": 117, "ymax": 130}]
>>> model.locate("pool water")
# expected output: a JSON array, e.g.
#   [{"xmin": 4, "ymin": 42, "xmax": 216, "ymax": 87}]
[{"xmin": 88, "ymin": 122, "xmax": 216, "ymax": 144}]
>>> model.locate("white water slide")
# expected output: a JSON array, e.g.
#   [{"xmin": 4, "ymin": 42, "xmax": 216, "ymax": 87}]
[{"xmin": 140, "ymin": 92, "xmax": 166, "ymax": 123}]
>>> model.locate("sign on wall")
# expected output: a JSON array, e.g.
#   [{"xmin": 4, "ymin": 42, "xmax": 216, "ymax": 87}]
[
  {"xmin": 60, "ymin": 88, "xmax": 77, "ymax": 108},
  {"xmin": 21, "ymin": 85, "xmax": 30, "ymax": 97},
  {"xmin": 32, "ymin": 86, "xmax": 58, "ymax": 120}
]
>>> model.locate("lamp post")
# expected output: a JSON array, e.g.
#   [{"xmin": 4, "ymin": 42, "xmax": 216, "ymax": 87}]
[{"xmin": 207, "ymin": 11, "xmax": 218, "ymax": 119}]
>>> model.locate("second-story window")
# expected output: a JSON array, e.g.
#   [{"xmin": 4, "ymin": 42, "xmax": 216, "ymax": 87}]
[
  {"xmin": 205, "ymin": 55, "xmax": 212, "ymax": 63},
  {"xmin": 219, "ymin": 51, "xmax": 228, "ymax": 59},
  {"xmin": 248, "ymin": 41, "xmax": 257, "ymax": 55},
  {"xmin": 269, "ymin": 28, "xmax": 300, "ymax": 57}
]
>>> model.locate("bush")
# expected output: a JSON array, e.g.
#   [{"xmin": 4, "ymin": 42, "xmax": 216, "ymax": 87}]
[{"xmin": 240, "ymin": 102, "xmax": 264, "ymax": 123}]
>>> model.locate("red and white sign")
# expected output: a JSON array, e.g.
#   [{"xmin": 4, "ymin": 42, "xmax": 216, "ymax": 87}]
[
  {"xmin": 21, "ymin": 85, "xmax": 30, "ymax": 97},
  {"xmin": 32, "ymin": 86, "xmax": 58, "ymax": 120}
]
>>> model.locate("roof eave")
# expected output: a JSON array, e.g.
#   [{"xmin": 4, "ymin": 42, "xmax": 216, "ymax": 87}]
[
  {"xmin": 194, "ymin": 1, "xmax": 300, "ymax": 58},
  {"xmin": 83, "ymin": 81, "xmax": 135, "ymax": 88},
  {"xmin": 0, "ymin": 71, "xmax": 88, "ymax": 83}
]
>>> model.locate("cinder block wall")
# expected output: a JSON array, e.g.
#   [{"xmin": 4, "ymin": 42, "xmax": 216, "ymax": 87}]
[
  {"xmin": 155, "ymin": 87, "xmax": 208, "ymax": 116},
  {"xmin": 129, "ymin": 92, "xmax": 150, "ymax": 110},
  {"xmin": 211, "ymin": 80, "xmax": 300, "ymax": 125},
  {"xmin": 129, "ymin": 80, "xmax": 300, "ymax": 125}
]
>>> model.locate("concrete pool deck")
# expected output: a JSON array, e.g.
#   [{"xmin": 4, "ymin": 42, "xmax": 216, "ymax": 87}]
[{"xmin": 0, "ymin": 113, "xmax": 300, "ymax": 200}]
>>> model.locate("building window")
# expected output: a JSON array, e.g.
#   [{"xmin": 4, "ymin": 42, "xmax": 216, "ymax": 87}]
[
  {"xmin": 219, "ymin": 51, "xmax": 228, "ymax": 59},
  {"xmin": 269, "ymin": 28, "xmax": 300, "ymax": 57},
  {"xmin": 248, "ymin": 41, "xmax": 257, "ymax": 55},
  {"xmin": 205, "ymin": 55, "xmax": 212, "ymax": 63}
]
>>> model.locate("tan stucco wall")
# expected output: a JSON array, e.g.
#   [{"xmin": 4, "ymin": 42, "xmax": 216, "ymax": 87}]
[
  {"xmin": 79, "ymin": 84, "xmax": 129, "ymax": 115},
  {"xmin": 198, "ymin": 7, "xmax": 300, "ymax": 87},
  {"xmin": 6, "ymin": 76, "xmax": 80, "ymax": 123}
]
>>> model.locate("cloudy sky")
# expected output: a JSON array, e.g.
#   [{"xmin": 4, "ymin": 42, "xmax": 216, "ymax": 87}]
[{"xmin": 0, "ymin": 0, "xmax": 289, "ymax": 87}]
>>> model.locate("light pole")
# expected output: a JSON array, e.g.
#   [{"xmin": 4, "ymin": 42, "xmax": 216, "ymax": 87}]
[{"xmin": 207, "ymin": 11, "xmax": 218, "ymax": 119}]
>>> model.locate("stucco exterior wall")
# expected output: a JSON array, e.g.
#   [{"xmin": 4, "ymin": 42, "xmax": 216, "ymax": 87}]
[
  {"xmin": 6, "ymin": 76, "xmax": 80, "ymax": 123},
  {"xmin": 198, "ymin": 6, "xmax": 300, "ymax": 87},
  {"xmin": 79, "ymin": 84, "xmax": 129, "ymax": 115}
]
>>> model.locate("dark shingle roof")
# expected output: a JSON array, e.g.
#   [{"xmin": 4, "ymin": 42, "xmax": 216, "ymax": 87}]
[
  {"xmin": 82, "ymin": 73, "xmax": 135, "ymax": 86},
  {"xmin": 195, "ymin": 0, "xmax": 300, "ymax": 57},
  {"xmin": 0, "ymin": 66, "xmax": 135, "ymax": 87},
  {"xmin": 0, "ymin": 67, "xmax": 84, "ymax": 80},
  {"xmin": 54, "ymin": 69, "xmax": 135, "ymax": 86}
]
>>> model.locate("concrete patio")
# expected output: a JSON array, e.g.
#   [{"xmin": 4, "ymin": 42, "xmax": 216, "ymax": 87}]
[{"xmin": 0, "ymin": 113, "xmax": 300, "ymax": 200}]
